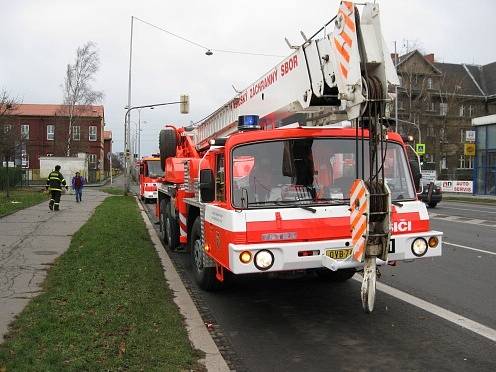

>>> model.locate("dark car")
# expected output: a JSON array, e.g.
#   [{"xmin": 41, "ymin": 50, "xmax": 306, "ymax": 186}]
[{"xmin": 419, "ymin": 182, "xmax": 442, "ymax": 208}]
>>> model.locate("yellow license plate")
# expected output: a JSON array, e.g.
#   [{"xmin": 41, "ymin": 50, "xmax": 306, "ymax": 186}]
[{"xmin": 325, "ymin": 248, "xmax": 352, "ymax": 260}]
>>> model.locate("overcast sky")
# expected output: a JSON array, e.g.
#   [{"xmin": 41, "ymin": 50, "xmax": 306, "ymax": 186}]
[{"xmin": 1, "ymin": 0, "xmax": 495, "ymax": 155}]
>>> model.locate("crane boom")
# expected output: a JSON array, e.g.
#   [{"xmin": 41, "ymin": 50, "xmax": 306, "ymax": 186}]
[{"xmin": 193, "ymin": 1, "xmax": 398, "ymax": 149}]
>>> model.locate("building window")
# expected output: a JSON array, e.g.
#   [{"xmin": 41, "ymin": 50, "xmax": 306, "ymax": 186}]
[
  {"xmin": 89, "ymin": 126, "xmax": 97, "ymax": 141},
  {"xmin": 459, "ymin": 105, "xmax": 465, "ymax": 117},
  {"xmin": 398, "ymin": 100, "xmax": 404, "ymax": 110},
  {"xmin": 458, "ymin": 155, "xmax": 473, "ymax": 169},
  {"xmin": 427, "ymin": 78, "xmax": 433, "ymax": 89},
  {"xmin": 468, "ymin": 105, "xmax": 475, "ymax": 117},
  {"xmin": 3, "ymin": 124, "xmax": 12, "ymax": 133},
  {"xmin": 47, "ymin": 125, "xmax": 55, "ymax": 140},
  {"xmin": 88, "ymin": 154, "xmax": 97, "ymax": 169},
  {"xmin": 427, "ymin": 126, "xmax": 435, "ymax": 137},
  {"xmin": 440, "ymin": 127, "xmax": 447, "ymax": 143},
  {"xmin": 440, "ymin": 103, "xmax": 448, "ymax": 116},
  {"xmin": 398, "ymin": 75, "xmax": 403, "ymax": 87},
  {"xmin": 73, "ymin": 126, "xmax": 80, "ymax": 141},
  {"xmin": 441, "ymin": 156, "xmax": 447, "ymax": 170},
  {"xmin": 21, "ymin": 124, "xmax": 29, "ymax": 139}
]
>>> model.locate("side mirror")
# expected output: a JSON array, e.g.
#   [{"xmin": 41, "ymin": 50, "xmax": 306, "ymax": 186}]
[
  {"xmin": 199, "ymin": 169, "xmax": 215, "ymax": 202},
  {"xmin": 406, "ymin": 145, "xmax": 422, "ymax": 193}
]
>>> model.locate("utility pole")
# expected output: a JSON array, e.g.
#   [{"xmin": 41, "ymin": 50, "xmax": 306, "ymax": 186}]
[{"xmin": 124, "ymin": 16, "xmax": 134, "ymax": 195}]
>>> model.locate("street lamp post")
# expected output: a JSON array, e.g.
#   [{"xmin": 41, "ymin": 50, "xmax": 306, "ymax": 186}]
[
  {"xmin": 396, "ymin": 118, "xmax": 421, "ymax": 144},
  {"xmin": 124, "ymin": 15, "xmax": 200, "ymax": 195},
  {"xmin": 123, "ymin": 101, "xmax": 188, "ymax": 194}
]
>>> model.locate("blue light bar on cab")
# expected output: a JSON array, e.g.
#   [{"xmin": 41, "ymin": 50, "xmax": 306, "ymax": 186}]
[{"xmin": 238, "ymin": 115, "xmax": 260, "ymax": 131}]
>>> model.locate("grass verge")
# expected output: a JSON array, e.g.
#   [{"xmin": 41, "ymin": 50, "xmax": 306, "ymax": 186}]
[
  {"xmin": 101, "ymin": 187, "xmax": 125, "ymax": 195},
  {"xmin": 0, "ymin": 189, "xmax": 48, "ymax": 217},
  {"xmin": 0, "ymin": 196, "xmax": 200, "ymax": 371},
  {"xmin": 443, "ymin": 196, "xmax": 496, "ymax": 204}
]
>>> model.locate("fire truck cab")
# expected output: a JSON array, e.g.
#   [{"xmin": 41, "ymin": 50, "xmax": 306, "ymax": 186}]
[
  {"xmin": 139, "ymin": 155, "xmax": 162, "ymax": 203},
  {"xmin": 157, "ymin": 119, "xmax": 441, "ymax": 291}
]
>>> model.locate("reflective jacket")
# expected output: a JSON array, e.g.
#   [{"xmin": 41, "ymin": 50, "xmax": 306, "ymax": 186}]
[{"xmin": 46, "ymin": 170, "xmax": 67, "ymax": 191}]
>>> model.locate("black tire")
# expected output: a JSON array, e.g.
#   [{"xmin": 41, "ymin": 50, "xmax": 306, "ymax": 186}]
[
  {"xmin": 159, "ymin": 129, "xmax": 177, "ymax": 171},
  {"xmin": 316, "ymin": 268, "xmax": 356, "ymax": 282},
  {"xmin": 190, "ymin": 217, "xmax": 219, "ymax": 291},
  {"xmin": 428, "ymin": 202, "xmax": 438, "ymax": 208},
  {"xmin": 159, "ymin": 199, "xmax": 167, "ymax": 243},
  {"xmin": 165, "ymin": 201, "xmax": 180, "ymax": 251}
]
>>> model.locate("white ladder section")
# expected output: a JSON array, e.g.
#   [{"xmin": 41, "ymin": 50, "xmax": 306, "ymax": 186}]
[{"xmin": 194, "ymin": 100, "xmax": 240, "ymax": 147}]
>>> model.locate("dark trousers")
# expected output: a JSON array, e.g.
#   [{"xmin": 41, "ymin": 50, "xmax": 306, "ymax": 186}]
[
  {"xmin": 75, "ymin": 188, "xmax": 83, "ymax": 202},
  {"xmin": 49, "ymin": 190, "xmax": 62, "ymax": 211}
]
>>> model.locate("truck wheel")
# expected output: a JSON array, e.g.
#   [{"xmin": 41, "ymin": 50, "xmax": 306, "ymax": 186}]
[
  {"xmin": 190, "ymin": 217, "xmax": 219, "ymax": 291},
  {"xmin": 428, "ymin": 202, "xmax": 438, "ymax": 208},
  {"xmin": 159, "ymin": 200, "xmax": 167, "ymax": 243},
  {"xmin": 316, "ymin": 268, "xmax": 356, "ymax": 282},
  {"xmin": 159, "ymin": 129, "xmax": 177, "ymax": 171},
  {"xmin": 165, "ymin": 201, "xmax": 180, "ymax": 251}
]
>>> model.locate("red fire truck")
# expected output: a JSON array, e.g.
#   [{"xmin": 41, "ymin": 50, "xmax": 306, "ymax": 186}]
[
  {"xmin": 156, "ymin": 1, "xmax": 442, "ymax": 312},
  {"xmin": 138, "ymin": 155, "xmax": 162, "ymax": 203}
]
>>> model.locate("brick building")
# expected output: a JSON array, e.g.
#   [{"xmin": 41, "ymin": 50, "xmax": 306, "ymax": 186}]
[
  {"xmin": 1, "ymin": 104, "xmax": 108, "ymax": 181},
  {"xmin": 393, "ymin": 50, "xmax": 496, "ymax": 180}
]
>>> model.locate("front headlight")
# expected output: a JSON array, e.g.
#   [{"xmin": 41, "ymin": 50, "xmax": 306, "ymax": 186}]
[
  {"xmin": 411, "ymin": 238, "xmax": 428, "ymax": 257},
  {"xmin": 254, "ymin": 250, "xmax": 274, "ymax": 271}
]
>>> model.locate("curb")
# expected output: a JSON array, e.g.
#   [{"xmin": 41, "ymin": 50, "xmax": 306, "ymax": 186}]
[{"xmin": 137, "ymin": 199, "xmax": 230, "ymax": 372}]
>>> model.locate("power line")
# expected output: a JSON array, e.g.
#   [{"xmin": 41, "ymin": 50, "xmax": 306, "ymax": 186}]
[{"xmin": 133, "ymin": 16, "xmax": 285, "ymax": 58}]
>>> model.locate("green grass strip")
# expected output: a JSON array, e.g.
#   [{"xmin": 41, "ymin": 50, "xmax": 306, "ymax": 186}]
[
  {"xmin": 101, "ymin": 187, "xmax": 125, "ymax": 195},
  {"xmin": 0, "ymin": 190, "xmax": 48, "ymax": 217},
  {"xmin": 443, "ymin": 196, "xmax": 496, "ymax": 204},
  {"xmin": 0, "ymin": 196, "xmax": 199, "ymax": 371}
]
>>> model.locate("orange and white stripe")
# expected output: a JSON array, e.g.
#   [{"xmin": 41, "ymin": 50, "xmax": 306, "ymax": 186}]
[
  {"xmin": 179, "ymin": 212, "xmax": 187, "ymax": 243},
  {"xmin": 333, "ymin": 1, "xmax": 356, "ymax": 80},
  {"xmin": 349, "ymin": 179, "xmax": 369, "ymax": 262}
]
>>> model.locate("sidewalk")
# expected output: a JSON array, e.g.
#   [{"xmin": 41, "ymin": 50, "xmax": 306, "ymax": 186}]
[{"xmin": 0, "ymin": 189, "xmax": 107, "ymax": 342}]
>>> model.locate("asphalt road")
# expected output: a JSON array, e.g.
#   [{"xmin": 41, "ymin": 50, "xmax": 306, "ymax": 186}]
[{"xmin": 143, "ymin": 200, "xmax": 496, "ymax": 371}]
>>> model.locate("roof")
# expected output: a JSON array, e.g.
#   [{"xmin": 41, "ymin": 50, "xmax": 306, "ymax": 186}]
[
  {"xmin": 9, "ymin": 104, "xmax": 104, "ymax": 118},
  {"xmin": 103, "ymin": 130, "xmax": 112, "ymax": 140},
  {"xmin": 434, "ymin": 62, "xmax": 484, "ymax": 96},
  {"xmin": 481, "ymin": 62, "xmax": 496, "ymax": 96},
  {"xmin": 398, "ymin": 49, "xmax": 496, "ymax": 98}
]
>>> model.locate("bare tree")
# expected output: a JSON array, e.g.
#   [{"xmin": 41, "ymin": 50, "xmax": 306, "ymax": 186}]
[
  {"xmin": 0, "ymin": 90, "xmax": 22, "ymax": 197},
  {"xmin": 62, "ymin": 41, "xmax": 103, "ymax": 156}
]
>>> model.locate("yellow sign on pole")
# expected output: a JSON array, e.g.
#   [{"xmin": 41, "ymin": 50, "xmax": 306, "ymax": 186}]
[
  {"xmin": 415, "ymin": 143, "xmax": 426, "ymax": 155},
  {"xmin": 464, "ymin": 143, "xmax": 476, "ymax": 156}
]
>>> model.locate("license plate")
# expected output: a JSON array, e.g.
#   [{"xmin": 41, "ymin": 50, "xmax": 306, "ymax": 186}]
[{"xmin": 325, "ymin": 248, "xmax": 352, "ymax": 260}]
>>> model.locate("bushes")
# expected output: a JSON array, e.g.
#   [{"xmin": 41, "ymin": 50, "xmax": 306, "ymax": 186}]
[{"xmin": 0, "ymin": 166, "xmax": 23, "ymax": 190}]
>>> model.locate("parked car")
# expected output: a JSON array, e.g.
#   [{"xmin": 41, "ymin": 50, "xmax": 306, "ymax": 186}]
[{"xmin": 419, "ymin": 182, "xmax": 442, "ymax": 208}]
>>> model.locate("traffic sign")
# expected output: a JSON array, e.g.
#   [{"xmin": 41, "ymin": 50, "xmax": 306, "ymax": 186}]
[
  {"xmin": 464, "ymin": 143, "xmax": 476, "ymax": 156},
  {"xmin": 415, "ymin": 143, "xmax": 426, "ymax": 155},
  {"xmin": 465, "ymin": 130, "xmax": 476, "ymax": 142}
]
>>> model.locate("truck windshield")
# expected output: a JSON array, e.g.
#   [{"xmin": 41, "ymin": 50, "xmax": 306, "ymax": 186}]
[
  {"xmin": 146, "ymin": 160, "xmax": 162, "ymax": 178},
  {"xmin": 231, "ymin": 138, "xmax": 415, "ymax": 209}
]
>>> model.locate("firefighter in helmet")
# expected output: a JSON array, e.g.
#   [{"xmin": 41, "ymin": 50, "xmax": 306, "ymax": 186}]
[{"xmin": 46, "ymin": 165, "xmax": 68, "ymax": 211}]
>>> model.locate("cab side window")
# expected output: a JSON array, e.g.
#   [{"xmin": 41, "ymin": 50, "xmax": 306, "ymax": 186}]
[{"xmin": 216, "ymin": 155, "xmax": 225, "ymax": 201}]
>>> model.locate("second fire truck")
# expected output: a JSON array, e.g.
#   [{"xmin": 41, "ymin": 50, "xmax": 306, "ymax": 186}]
[{"xmin": 156, "ymin": 1, "xmax": 442, "ymax": 312}]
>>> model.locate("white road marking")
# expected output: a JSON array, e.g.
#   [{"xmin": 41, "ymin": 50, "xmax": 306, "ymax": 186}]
[
  {"xmin": 429, "ymin": 213, "xmax": 496, "ymax": 228},
  {"xmin": 444, "ymin": 241, "xmax": 496, "ymax": 256},
  {"xmin": 442, "ymin": 215, "xmax": 463, "ymax": 221},
  {"xmin": 440, "ymin": 205, "xmax": 496, "ymax": 214},
  {"xmin": 353, "ymin": 275, "xmax": 496, "ymax": 343}
]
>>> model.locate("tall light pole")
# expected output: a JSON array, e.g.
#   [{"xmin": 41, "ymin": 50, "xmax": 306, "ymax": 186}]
[
  {"xmin": 123, "ymin": 100, "xmax": 189, "ymax": 194},
  {"xmin": 396, "ymin": 118, "xmax": 421, "ymax": 144},
  {"xmin": 124, "ymin": 16, "xmax": 134, "ymax": 195}
]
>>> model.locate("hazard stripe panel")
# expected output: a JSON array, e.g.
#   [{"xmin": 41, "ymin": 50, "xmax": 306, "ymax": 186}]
[{"xmin": 349, "ymin": 179, "xmax": 369, "ymax": 262}]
